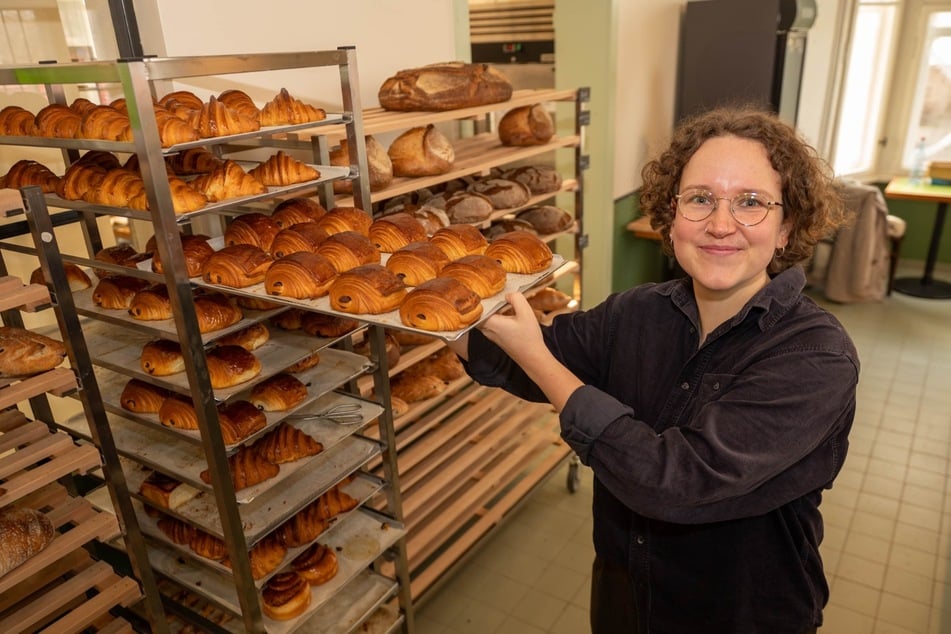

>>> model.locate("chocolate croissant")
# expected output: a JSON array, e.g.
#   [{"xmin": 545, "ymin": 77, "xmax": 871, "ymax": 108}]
[
  {"xmin": 216, "ymin": 322, "xmax": 269, "ymax": 351},
  {"xmin": 300, "ymin": 312, "xmax": 360, "ymax": 338},
  {"xmin": 217, "ymin": 399, "xmax": 268, "ymax": 443},
  {"xmin": 315, "ymin": 206, "xmax": 373, "ymax": 237},
  {"xmin": 92, "ymin": 274, "xmax": 150, "ymax": 310},
  {"xmin": 128, "ymin": 284, "xmax": 173, "ymax": 320},
  {"xmin": 265, "ymin": 252, "xmax": 337, "ymax": 299},
  {"xmin": 199, "ymin": 446, "xmax": 279, "ymax": 491},
  {"xmin": 259, "ymin": 88, "xmax": 327, "ymax": 126},
  {"xmin": 438, "ymin": 254, "xmax": 507, "ymax": 298},
  {"xmin": 248, "ymin": 151, "xmax": 319, "ymax": 186},
  {"xmin": 249, "ymin": 373, "xmax": 308, "ymax": 412},
  {"xmin": 188, "ymin": 95, "xmax": 261, "ymax": 138},
  {"xmin": 253, "ymin": 422, "xmax": 323, "ymax": 464},
  {"xmin": 399, "ymin": 276, "xmax": 484, "ymax": 331},
  {"xmin": 190, "ymin": 160, "xmax": 267, "ymax": 202},
  {"xmin": 150, "ymin": 233, "xmax": 215, "ymax": 278},
  {"xmin": 271, "ymin": 197, "xmax": 328, "ymax": 228},
  {"xmin": 369, "ymin": 212, "xmax": 428, "ymax": 253},
  {"xmin": 315, "ymin": 231, "xmax": 380, "ymax": 273},
  {"xmin": 200, "ymin": 244, "xmax": 273, "ymax": 288},
  {"xmin": 385, "ymin": 240, "xmax": 451, "ymax": 286},
  {"xmin": 93, "ymin": 244, "xmax": 149, "ymax": 278},
  {"xmin": 484, "ymin": 231, "xmax": 553, "ymax": 274},
  {"xmin": 328, "ymin": 263, "xmax": 407, "ymax": 314},
  {"xmin": 224, "ymin": 212, "xmax": 282, "ymax": 254},
  {"xmin": 430, "ymin": 224, "xmax": 489, "ymax": 260},
  {"xmin": 271, "ymin": 223, "xmax": 330, "ymax": 259},
  {"xmin": 194, "ymin": 292, "xmax": 243, "ymax": 333},
  {"xmin": 166, "ymin": 147, "xmax": 224, "ymax": 176},
  {"xmin": 140, "ymin": 339, "xmax": 185, "ymax": 376},
  {"xmin": 206, "ymin": 344, "xmax": 262, "ymax": 388},
  {"xmin": 119, "ymin": 379, "xmax": 170, "ymax": 414},
  {"xmin": 158, "ymin": 394, "xmax": 201, "ymax": 430}
]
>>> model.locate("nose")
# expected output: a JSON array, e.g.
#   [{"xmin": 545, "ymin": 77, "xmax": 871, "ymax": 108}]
[{"xmin": 705, "ymin": 198, "xmax": 737, "ymax": 236}]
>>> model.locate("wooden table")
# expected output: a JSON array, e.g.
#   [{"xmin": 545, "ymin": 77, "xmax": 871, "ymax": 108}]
[{"xmin": 884, "ymin": 177, "xmax": 951, "ymax": 298}]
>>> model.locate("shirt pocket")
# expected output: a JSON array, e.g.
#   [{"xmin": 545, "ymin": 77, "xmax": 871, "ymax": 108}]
[{"xmin": 697, "ymin": 373, "xmax": 738, "ymax": 403}]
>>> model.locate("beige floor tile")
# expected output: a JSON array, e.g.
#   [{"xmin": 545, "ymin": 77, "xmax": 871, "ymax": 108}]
[
  {"xmin": 494, "ymin": 616, "xmax": 547, "ymax": 634},
  {"xmin": 913, "ymin": 435, "xmax": 949, "ymax": 459},
  {"xmin": 909, "ymin": 451, "xmax": 949, "ymax": 476},
  {"xmin": 902, "ymin": 484, "xmax": 946, "ymax": 511},
  {"xmin": 831, "ymin": 577, "xmax": 882, "ymax": 616},
  {"xmin": 824, "ymin": 501, "xmax": 857, "ymax": 529},
  {"xmin": 837, "ymin": 553, "xmax": 887, "ymax": 589},
  {"xmin": 552, "ymin": 540, "xmax": 595, "ymax": 577},
  {"xmin": 899, "ymin": 503, "xmax": 944, "ymax": 533},
  {"xmin": 533, "ymin": 561, "xmax": 589, "ymax": 603},
  {"xmin": 472, "ymin": 573, "xmax": 532, "ymax": 615},
  {"xmin": 417, "ymin": 593, "xmax": 476, "ymax": 629},
  {"xmin": 905, "ymin": 467, "xmax": 947, "ymax": 492},
  {"xmin": 825, "ymin": 523, "xmax": 849, "ymax": 551},
  {"xmin": 511, "ymin": 587, "xmax": 570, "ymax": 631},
  {"xmin": 820, "ymin": 604, "xmax": 876, "ymax": 633},
  {"xmin": 570, "ymin": 575, "xmax": 591, "ymax": 610},
  {"xmin": 837, "ymin": 469, "xmax": 865, "ymax": 490},
  {"xmin": 877, "ymin": 593, "xmax": 932, "ymax": 632},
  {"xmin": 866, "ymin": 460, "xmax": 910, "ymax": 485},
  {"xmin": 549, "ymin": 603, "xmax": 590, "ymax": 634},
  {"xmin": 413, "ymin": 614, "xmax": 452, "ymax": 634},
  {"xmin": 929, "ymin": 607, "xmax": 951, "ymax": 634},
  {"xmin": 890, "ymin": 543, "xmax": 938, "ymax": 578},
  {"xmin": 863, "ymin": 473, "xmax": 906, "ymax": 500},
  {"xmin": 858, "ymin": 491, "xmax": 902, "ymax": 519},
  {"xmin": 852, "ymin": 511, "xmax": 898, "ymax": 542},
  {"xmin": 824, "ymin": 547, "xmax": 843, "ymax": 577},
  {"xmin": 874, "ymin": 621, "xmax": 925, "ymax": 634},
  {"xmin": 931, "ymin": 582, "xmax": 951, "ymax": 612},
  {"xmin": 893, "ymin": 522, "xmax": 940, "ymax": 556},
  {"xmin": 450, "ymin": 600, "xmax": 508, "ymax": 634},
  {"xmin": 877, "ymin": 429, "xmax": 915, "ymax": 450},
  {"xmin": 845, "ymin": 532, "xmax": 893, "ymax": 565},
  {"xmin": 872, "ymin": 442, "xmax": 911, "ymax": 466},
  {"xmin": 884, "ymin": 565, "xmax": 935, "ymax": 604}
]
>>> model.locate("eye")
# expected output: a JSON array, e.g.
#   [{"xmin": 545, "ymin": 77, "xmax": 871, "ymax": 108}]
[
  {"xmin": 736, "ymin": 194, "xmax": 768, "ymax": 209},
  {"xmin": 683, "ymin": 190, "xmax": 713, "ymax": 205}
]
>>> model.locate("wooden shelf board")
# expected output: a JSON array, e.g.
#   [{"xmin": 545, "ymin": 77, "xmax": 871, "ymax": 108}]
[
  {"xmin": 0, "ymin": 276, "xmax": 50, "ymax": 311},
  {"xmin": 0, "ymin": 437, "xmax": 101, "ymax": 508},
  {"xmin": 0, "ymin": 367, "xmax": 77, "ymax": 411}
]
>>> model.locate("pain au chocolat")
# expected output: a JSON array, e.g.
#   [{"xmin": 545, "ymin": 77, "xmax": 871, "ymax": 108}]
[
  {"xmin": 438, "ymin": 254, "xmax": 507, "ymax": 298},
  {"xmin": 328, "ymin": 263, "xmax": 407, "ymax": 315},
  {"xmin": 265, "ymin": 252, "xmax": 337, "ymax": 300},
  {"xmin": 384, "ymin": 240, "xmax": 451, "ymax": 287},
  {"xmin": 399, "ymin": 276, "xmax": 484, "ymax": 331},
  {"xmin": 484, "ymin": 230, "xmax": 553, "ymax": 274}
]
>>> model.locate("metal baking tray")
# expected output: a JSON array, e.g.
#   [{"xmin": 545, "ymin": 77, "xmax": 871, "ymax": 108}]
[
  {"xmin": 91, "ymin": 354, "xmax": 376, "ymax": 450},
  {"xmin": 72, "ymin": 286, "xmax": 290, "ymax": 344},
  {"xmin": 140, "ymin": 506, "xmax": 405, "ymax": 626},
  {"xmin": 193, "ymin": 251, "xmax": 569, "ymax": 342},
  {"xmin": 84, "ymin": 322, "xmax": 369, "ymax": 401},
  {"xmin": 131, "ymin": 472, "xmax": 382, "ymax": 588}
]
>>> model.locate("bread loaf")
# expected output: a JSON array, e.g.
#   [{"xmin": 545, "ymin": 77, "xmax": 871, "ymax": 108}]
[
  {"xmin": 330, "ymin": 135, "xmax": 393, "ymax": 194},
  {"xmin": 265, "ymin": 251, "xmax": 337, "ymax": 299},
  {"xmin": 249, "ymin": 373, "xmax": 308, "ymax": 412},
  {"xmin": 399, "ymin": 277, "xmax": 484, "ymax": 331},
  {"xmin": 484, "ymin": 231, "xmax": 553, "ymax": 274},
  {"xmin": 0, "ymin": 507, "xmax": 55, "ymax": 577},
  {"xmin": 502, "ymin": 165, "xmax": 563, "ymax": 195},
  {"xmin": 388, "ymin": 124, "xmax": 455, "ymax": 177},
  {"xmin": 516, "ymin": 205, "xmax": 573, "ymax": 234},
  {"xmin": 378, "ymin": 62, "xmax": 513, "ymax": 111},
  {"xmin": 483, "ymin": 218, "xmax": 537, "ymax": 241},
  {"xmin": 139, "ymin": 471, "xmax": 199, "ymax": 510},
  {"xmin": 328, "ymin": 264, "xmax": 407, "ymax": 314},
  {"xmin": 0, "ymin": 326, "xmax": 67, "ymax": 378},
  {"xmin": 498, "ymin": 103, "xmax": 554, "ymax": 146},
  {"xmin": 30, "ymin": 263, "xmax": 91, "ymax": 292},
  {"xmin": 444, "ymin": 191, "xmax": 494, "ymax": 224},
  {"xmin": 467, "ymin": 178, "xmax": 532, "ymax": 209}
]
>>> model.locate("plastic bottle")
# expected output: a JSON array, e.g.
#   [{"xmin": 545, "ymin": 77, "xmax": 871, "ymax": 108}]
[{"xmin": 910, "ymin": 136, "xmax": 928, "ymax": 184}]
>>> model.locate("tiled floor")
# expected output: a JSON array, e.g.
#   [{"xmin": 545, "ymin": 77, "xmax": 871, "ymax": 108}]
[{"xmin": 413, "ymin": 261, "xmax": 951, "ymax": 634}]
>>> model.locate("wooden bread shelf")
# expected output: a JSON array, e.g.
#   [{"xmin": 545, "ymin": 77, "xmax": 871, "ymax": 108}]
[
  {"xmin": 0, "ymin": 367, "xmax": 77, "ymax": 412},
  {"xmin": 0, "ymin": 275, "xmax": 50, "ymax": 312}
]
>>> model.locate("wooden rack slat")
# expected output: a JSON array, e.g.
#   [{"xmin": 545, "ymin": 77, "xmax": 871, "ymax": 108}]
[
  {"xmin": 0, "ymin": 276, "xmax": 49, "ymax": 311},
  {"xmin": 0, "ymin": 442, "xmax": 101, "ymax": 507},
  {"xmin": 0, "ymin": 367, "xmax": 77, "ymax": 411}
]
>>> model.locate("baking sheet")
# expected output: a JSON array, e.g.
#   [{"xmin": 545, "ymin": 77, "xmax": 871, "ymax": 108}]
[
  {"xmin": 139, "ymin": 506, "xmax": 405, "ymax": 626},
  {"xmin": 192, "ymin": 252, "xmax": 568, "ymax": 342},
  {"xmin": 84, "ymin": 322, "xmax": 368, "ymax": 401},
  {"xmin": 92, "ymin": 356, "xmax": 378, "ymax": 450},
  {"xmin": 132, "ymin": 472, "xmax": 381, "ymax": 588}
]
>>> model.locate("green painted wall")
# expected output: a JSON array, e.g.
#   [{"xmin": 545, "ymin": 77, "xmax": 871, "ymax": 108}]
[
  {"xmin": 873, "ymin": 182, "xmax": 951, "ymax": 265},
  {"xmin": 612, "ymin": 192, "xmax": 666, "ymax": 292}
]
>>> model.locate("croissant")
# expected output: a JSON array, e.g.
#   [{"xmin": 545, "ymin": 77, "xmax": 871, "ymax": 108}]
[
  {"xmin": 278, "ymin": 508, "xmax": 328, "ymax": 548},
  {"xmin": 33, "ymin": 103, "xmax": 81, "ymax": 138},
  {"xmin": 206, "ymin": 344, "xmax": 262, "ymax": 388},
  {"xmin": 92, "ymin": 274, "xmax": 150, "ymax": 309},
  {"xmin": 189, "ymin": 160, "xmax": 267, "ymax": 202},
  {"xmin": 188, "ymin": 95, "xmax": 261, "ymax": 138},
  {"xmin": 129, "ymin": 283, "xmax": 172, "ymax": 320},
  {"xmin": 140, "ymin": 339, "xmax": 185, "ymax": 376},
  {"xmin": 68, "ymin": 97, "xmax": 97, "ymax": 116},
  {"xmin": 254, "ymin": 423, "xmax": 323, "ymax": 465},
  {"xmin": 75, "ymin": 105, "xmax": 132, "ymax": 142},
  {"xmin": 157, "ymin": 90, "xmax": 204, "ymax": 118},
  {"xmin": 259, "ymin": 87, "xmax": 327, "ymax": 126},
  {"xmin": 30, "ymin": 262, "xmax": 91, "ymax": 292},
  {"xmin": 107, "ymin": 97, "xmax": 128, "ymax": 113},
  {"xmin": 216, "ymin": 323, "xmax": 269, "ymax": 353},
  {"xmin": 221, "ymin": 533, "xmax": 286, "ymax": 580},
  {"xmin": 264, "ymin": 252, "xmax": 337, "ymax": 299},
  {"xmin": 300, "ymin": 312, "xmax": 359, "ymax": 338},
  {"xmin": 312, "ymin": 485, "xmax": 358, "ymax": 520},
  {"xmin": 1, "ymin": 159, "xmax": 60, "ymax": 193},
  {"xmin": 217, "ymin": 399, "xmax": 267, "ymax": 443},
  {"xmin": 369, "ymin": 212, "xmax": 428, "ymax": 253},
  {"xmin": 329, "ymin": 263, "xmax": 407, "ymax": 315},
  {"xmin": 271, "ymin": 223, "xmax": 330, "ymax": 259},
  {"xmin": 390, "ymin": 371, "xmax": 448, "ymax": 403},
  {"xmin": 237, "ymin": 295, "xmax": 284, "ymax": 311},
  {"xmin": 217, "ymin": 89, "xmax": 261, "ymax": 123},
  {"xmin": 430, "ymin": 224, "xmax": 489, "ymax": 260},
  {"xmin": 199, "ymin": 446, "xmax": 279, "ymax": 491},
  {"xmin": 165, "ymin": 176, "xmax": 208, "ymax": 214},
  {"xmin": 314, "ymin": 206, "xmax": 372, "ymax": 237},
  {"xmin": 0, "ymin": 105, "xmax": 36, "ymax": 135},
  {"xmin": 315, "ymin": 231, "xmax": 380, "ymax": 273},
  {"xmin": 248, "ymin": 151, "xmax": 319, "ymax": 187},
  {"xmin": 93, "ymin": 244, "xmax": 149, "ymax": 278},
  {"xmin": 399, "ymin": 277, "xmax": 484, "ymax": 331},
  {"xmin": 271, "ymin": 197, "xmax": 327, "ymax": 228},
  {"xmin": 158, "ymin": 394, "xmax": 200, "ymax": 430},
  {"xmin": 151, "ymin": 233, "xmax": 215, "ymax": 277},
  {"xmin": 194, "ymin": 292, "xmax": 243, "ymax": 333},
  {"xmin": 56, "ymin": 162, "xmax": 106, "ymax": 200},
  {"xmin": 119, "ymin": 378, "xmax": 170, "ymax": 413},
  {"xmin": 200, "ymin": 244, "xmax": 273, "ymax": 288},
  {"xmin": 152, "ymin": 106, "xmax": 200, "ymax": 147},
  {"xmin": 189, "ymin": 529, "xmax": 228, "ymax": 560},
  {"xmin": 224, "ymin": 212, "xmax": 282, "ymax": 253},
  {"xmin": 249, "ymin": 374, "xmax": 309, "ymax": 412},
  {"xmin": 438, "ymin": 254, "xmax": 507, "ymax": 298},
  {"xmin": 385, "ymin": 240, "xmax": 451, "ymax": 286},
  {"xmin": 271, "ymin": 308, "xmax": 306, "ymax": 331},
  {"xmin": 75, "ymin": 150, "xmax": 121, "ymax": 171},
  {"xmin": 83, "ymin": 169, "xmax": 147, "ymax": 209},
  {"xmin": 484, "ymin": 230, "xmax": 553, "ymax": 274},
  {"xmin": 166, "ymin": 147, "xmax": 223, "ymax": 176},
  {"xmin": 284, "ymin": 351, "xmax": 321, "ymax": 373},
  {"xmin": 156, "ymin": 516, "xmax": 197, "ymax": 546}
]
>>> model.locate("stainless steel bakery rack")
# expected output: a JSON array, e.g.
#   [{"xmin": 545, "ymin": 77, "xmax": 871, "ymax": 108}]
[{"xmin": 0, "ymin": 48, "xmax": 413, "ymax": 633}]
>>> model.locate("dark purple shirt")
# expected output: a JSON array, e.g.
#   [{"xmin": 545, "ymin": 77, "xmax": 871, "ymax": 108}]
[{"xmin": 465, "ymin": 266, "xmax": 858, "ymax": 633}]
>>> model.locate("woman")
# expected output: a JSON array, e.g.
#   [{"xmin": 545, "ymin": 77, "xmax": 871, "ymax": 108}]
[{"xmin": 450, "ymin": 106, "xmax": 858, "ymax": 633}]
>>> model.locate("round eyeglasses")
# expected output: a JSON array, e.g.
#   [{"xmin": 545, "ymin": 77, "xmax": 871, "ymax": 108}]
[{"xmin": 674, "ymin": 188, "xmax": 783, "ymax": 227}]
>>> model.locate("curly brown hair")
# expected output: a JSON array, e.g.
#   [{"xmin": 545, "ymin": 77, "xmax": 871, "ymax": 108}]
[{"xmin": 639, "ymin": 106, "xmax": 847, "ymax": 273}]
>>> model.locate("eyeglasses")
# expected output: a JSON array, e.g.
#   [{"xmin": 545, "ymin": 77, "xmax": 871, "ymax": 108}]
[{"xmin": 674, "ymin": 188, "xmax": 783, "ymax": 227}]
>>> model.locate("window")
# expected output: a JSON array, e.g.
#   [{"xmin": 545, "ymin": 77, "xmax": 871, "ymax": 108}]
[
  {"xmin": 832, "ymin": 1, "xmax": 898, "ymax": 176},
  {"xmin": 903, "ymin": 10, "xmax": 951, "ymax": 169}
]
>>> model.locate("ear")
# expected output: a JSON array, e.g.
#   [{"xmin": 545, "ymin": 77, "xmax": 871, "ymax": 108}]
[{"xmin": 777, "ymin": 220, "xmax": 792, "ymax": 249}]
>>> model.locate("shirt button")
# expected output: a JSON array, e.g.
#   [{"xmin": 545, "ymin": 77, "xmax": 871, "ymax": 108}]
[
  {"xmin": 713, "ymin": 382, "xmax": 720, "ymax": 390},
  {"xmin": 636, "ymin": 535, "xmax": 646, "ymax": 545},
  {"xmin": 681, "ymin": 382, "xmax": 689, "ymax": 390}
]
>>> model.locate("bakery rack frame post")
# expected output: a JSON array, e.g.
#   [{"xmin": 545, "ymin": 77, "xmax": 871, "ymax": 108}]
[
  {"xmin": 2, "ymin": 48, "xmax": 415, "ymax": 633},
  {"xmin": 20, "ymin": 184, "xmax": 171, "ymax": 633}
]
